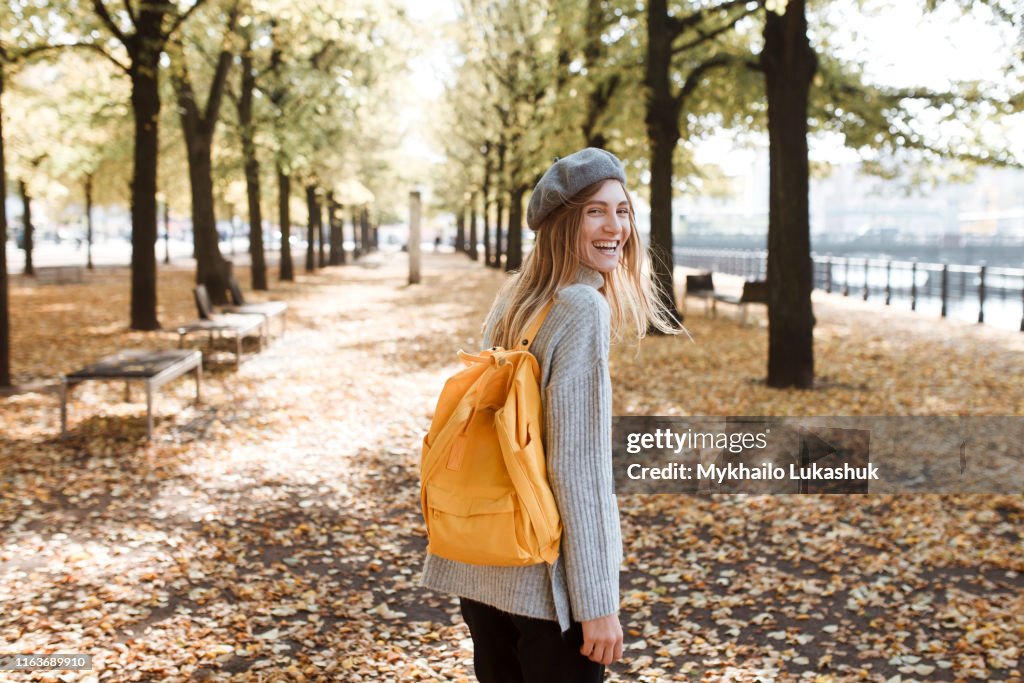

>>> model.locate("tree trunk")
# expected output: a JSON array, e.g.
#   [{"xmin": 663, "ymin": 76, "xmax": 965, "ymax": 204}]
[
  {"xmin": 455, "ymin": 205, "xmax": 466, "ymax": 253},
  {"xmin": 644, "ymin": 0, "xmax": 683, "ymax": 325},
  {"xmin": 85, "ymin": 173, "xmax": 94, "ymax": 270},
  {"xmin": 482, "ymin": 146, "xmax": 492, "ymax": 267},
  {"xmin": 305, "ymin": 185, "xmax": 318, "ymax": 272},
  {"xmin": 505, "ymin": 185, "xmax": 526, "ymax": 271},
  {"xmin": 128, "ymin": 48, "xmax": 162, "ymax": 329},
  {"xmin": 183, "ymin": 126, "xmax": 231, "ymax": 303},
  {"xmin": 317, "ymin": 194, "xmax": 327, "ymax": 268},
  {"xmin": 482, "ymin": 194, "xmax": 492, "ymax": 266},
  {"xmin": 277, "ymin": 164, "xmax": 293, "ymax": 281},
  {"xmin": 328, "ymin": 192, "xmax": 344, "ymax": 265},
  {"xmin": 171, "ymin": 13, "xmax": 238, "ymax": 305},
  {"xmin": 492, "ymin": 142, "xmax": 507, "ymax": 269},
  {"xmin": 0, "ymin": 66, "xmax": 9, "ymax": 386},
  {"xmin": 20, "ymin": 179, "xmax": 33, "ymax": 276},
  {"xmin": 582, "ymin": 0, "xmax": 617, "ymax": 149},
  {"xmin": 351, "ymin": 206, "xmax": 361, "ymax": 258},
  {"xmin": 762, "ymin": 0, "xmax": 817, "ymax": 389},
  {"xmin": 239, "ymin": 35, "xmax": 267, "ymax": 291},
  {"xmin": 364, "ymin": 208, "xmax": 372, "ymax": 253},
  {"xmin": 492, "ymin": 195, "xmax": 505, "ymax": 269},
  {"xmin": 468, "ymin": 192, "xmax": 479, "ymax": 261}
]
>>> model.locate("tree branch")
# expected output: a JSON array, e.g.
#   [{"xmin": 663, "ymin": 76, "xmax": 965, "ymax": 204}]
[
  {"xmin": 162, "ymin": 0, "xmax": 210, "ymax": 42},
  {"xmin": 2, "ymin": 42, "xmax": 130, "ymax": 75},
  {"xmin": 676, "ymin": 0, "xmax": 753, "ymax": 34},
  {"xmin": 168, "ymin": 40, "xmax": 201, "ymax": 127},
  {"xmin": 91, "ymin": 0, "xmax": 129, "ymax": 46},
  {"xmin": 123, "ymin": 0, "xmax": 137, "ymax": 28},
  {"xmin": 671, "ymin": 5, "xmax": 758, "ymax": 55},
  {"xmin": 675, "ymin": 54, "xmax": 732, "ymax": 109},
  {"xmin": 198, "ymin": 1, "xmax": 240, "ymax": 127}
]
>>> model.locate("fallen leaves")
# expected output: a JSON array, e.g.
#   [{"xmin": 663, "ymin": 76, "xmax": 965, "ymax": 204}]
[{"xmin": 0, "ymin": 251, "xmax": 1021, "ymax": 681}]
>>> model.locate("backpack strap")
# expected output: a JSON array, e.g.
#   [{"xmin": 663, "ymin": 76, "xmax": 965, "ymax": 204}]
[{"xmin": 518, "ymin": 300, "xmax": 554, "ymax": 351}]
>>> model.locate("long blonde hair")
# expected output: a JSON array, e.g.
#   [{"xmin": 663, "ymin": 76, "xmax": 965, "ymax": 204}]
[{"xmin": 490, "ymin": 180, "xmax": 683, "ymax": 349}]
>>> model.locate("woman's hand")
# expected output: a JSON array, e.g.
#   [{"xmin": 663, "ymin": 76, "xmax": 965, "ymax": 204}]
[{"xmin": 580, "ymin": 613, "xmax": 623, "ymax": 665}]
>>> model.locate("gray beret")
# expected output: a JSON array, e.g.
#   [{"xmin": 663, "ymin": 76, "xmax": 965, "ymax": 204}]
[{"xmin": 526, "ymin": 147, "xmax": 627, "ymax": 230}]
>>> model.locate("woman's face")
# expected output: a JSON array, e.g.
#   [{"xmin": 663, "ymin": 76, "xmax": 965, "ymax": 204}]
[{"xmin": 578, "ymin": 179, "xmax": 631, "ymax": 273}]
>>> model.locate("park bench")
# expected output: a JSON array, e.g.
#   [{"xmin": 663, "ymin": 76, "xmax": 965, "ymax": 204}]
[
  {"xmin": 682, "ymin": 273, "xmax": 716, "ymax": 316},
  {"xmin": 60, "ymin": 349, "xmax": 202, "ymax": 440},
  {"xmin": 35, "ymin": 265, "xmax": 85, "ymax": 285},
  {"xmin": 712, "ymin": 280, "xmax": 769, "ymax": 324},
  {"xmin": 177, "ymin": 286, "xmax": 268, "ymax": 367},
  {"xmin": 217, "ymin": 275, "xmax": 289, "ymax": 338}
]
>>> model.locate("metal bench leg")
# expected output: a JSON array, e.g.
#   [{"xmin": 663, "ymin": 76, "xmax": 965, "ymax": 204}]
[
  {"xmin": 125, "ymin": 382, "xmax": 131, "ymax": 402},
  {"xmin": 236, "ymin": 335, "xmax": 242, "ymax": 368}
]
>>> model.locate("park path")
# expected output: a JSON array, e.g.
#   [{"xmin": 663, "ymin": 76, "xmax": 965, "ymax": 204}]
[{"xmin": 0, "ymin": 250, "xmax": 1021, "ymax": 682}]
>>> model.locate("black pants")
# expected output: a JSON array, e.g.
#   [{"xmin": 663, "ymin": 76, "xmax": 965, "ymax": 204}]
[{"xmin": 459, "ymin": 597, "xmax": 605, "ymax": 683}]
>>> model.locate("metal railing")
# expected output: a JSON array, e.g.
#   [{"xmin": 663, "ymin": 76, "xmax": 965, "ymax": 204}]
[{"xmin": 676, "ymin": 247, "xmax": 1024, "ymax": 332}]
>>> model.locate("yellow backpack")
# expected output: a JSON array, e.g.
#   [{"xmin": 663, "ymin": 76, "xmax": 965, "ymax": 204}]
[{"xmin": 420, "ymin": 301, "xmax": 561, "ymax": 566}]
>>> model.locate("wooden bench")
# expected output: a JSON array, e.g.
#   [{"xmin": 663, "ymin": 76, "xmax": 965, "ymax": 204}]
[
  {"xmin": 60, "ymin": 349, "xmax": 202, "ymax": 440},
  {"xmin": 713, "ymin": 280, "xmax": 769, "ymax": 323}
]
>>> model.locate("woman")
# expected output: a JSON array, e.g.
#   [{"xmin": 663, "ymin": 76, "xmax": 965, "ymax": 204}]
[{"xmin": 421, "ymin": 148, "xmax": 681, "ymax": 682}]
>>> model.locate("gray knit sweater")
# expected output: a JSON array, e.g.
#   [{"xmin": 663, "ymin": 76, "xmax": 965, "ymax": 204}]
[{"xmin": 419, "ymin": 265, "xmax": 622, "ymax": 632}]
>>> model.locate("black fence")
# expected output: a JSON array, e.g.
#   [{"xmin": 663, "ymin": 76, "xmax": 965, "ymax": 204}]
[{"xmin": 676, "ymin": 247, "xmax": 1024, "ymax": 332}]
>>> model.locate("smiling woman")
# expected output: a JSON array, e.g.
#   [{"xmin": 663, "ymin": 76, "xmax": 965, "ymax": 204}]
[{"xmin": 419, "ymin": 148, "xmax": 683, "ymax": 682}]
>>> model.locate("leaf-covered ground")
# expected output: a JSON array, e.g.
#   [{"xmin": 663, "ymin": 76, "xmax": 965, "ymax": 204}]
[{"xmin": 1, "ymin": 251, "xmax": 1021, "ymax": 682}]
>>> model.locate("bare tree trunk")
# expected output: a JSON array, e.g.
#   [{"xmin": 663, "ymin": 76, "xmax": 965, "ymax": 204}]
[
  {"xmin": 277, "ymin": 164, "xmax": 293, "ymax": 281},
  {"xmin": 85, "ymin": 173, "xmax": 94, "ymax": 269},
  {"xmin": 127, "ymin": 17, "xmax": 163, "ymax": 330},
  {"xmin": 351, "ymin": 206, "xmax": 361, "ymax": 258},
  {"xmin": 505, "ymin": 185, "xmax": 526, "ymax": 271},
  {"xmin": 763, "ymin": 0, "xmax": 817, "ymax": 389},
  {"xmin": 317, "ymin": 192, "xmax": 327, "ymax": 268},
  {"xmin": 171, "ymin": 19, "xmax": 237, "ymax": 306},
  {"xmin": 582, "ymin": 0, "xmax": 619, "ymax": 149},
  {"xmin": 20, "ymin": 179, "xmax": 33, "ymax": 276},
  {"xmin": 360, "ymin": 207, "xmax": 370, "ymax": 254},
  {"xmin": 482, "ymin": 144, "xmax": 492, "ymax": 267},
  {"xmin": 239, "ymin": 29, "xmax": 266, "ymax": 291},
  {"xmin": 0, "ymin": 66, "xmax": 9, "ymax": 386},
  {"xmin": 492, "ymin": 142, "xmax": 507, "ymax": 269},
  {"xmin": 492, "ymin": 194, "xmax": 505, "ymax": 269},
  {"xmin": 644, "ymin": 0, "xmax": 683, "ymax": 325},
  {"xmin": 182, "ymin": 125, "xmax": 231, "ymax": 302},
  {"xmin": 328, "ymin": 192, "xmax": 344, "ymax": 265},
  {"xmin": 455, "ymin": 205, "xmax": 466, "ymax": 254},
  {"xmin": 468, "ymin": 192, "xmax": 479, "ymax": 261},
  {"xmin": 305, "ymin": 184, "xmax": 318, "ymax": 272}
]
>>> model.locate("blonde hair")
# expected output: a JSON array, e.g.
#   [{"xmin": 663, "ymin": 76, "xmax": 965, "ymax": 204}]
[{"xmin": 490, "ymin": 180, "xmax": 684, "ymax": 349}]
